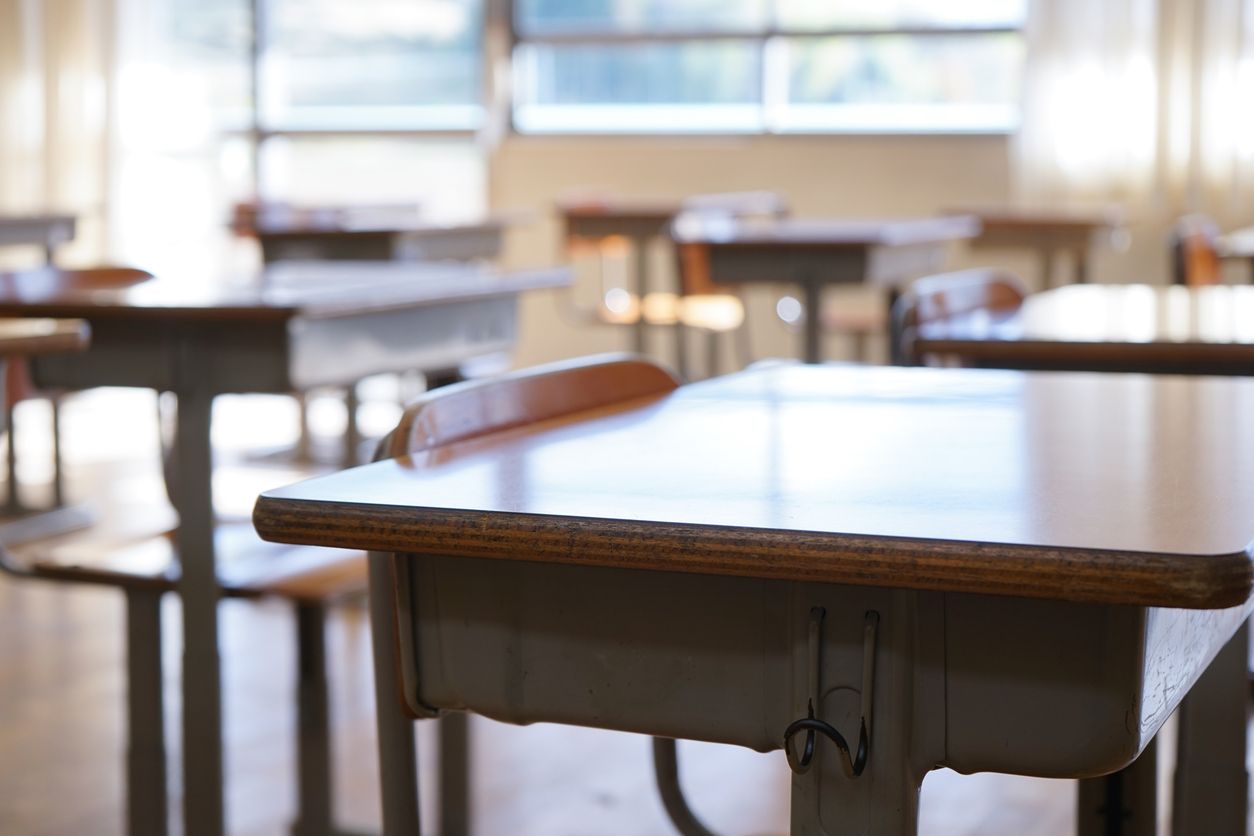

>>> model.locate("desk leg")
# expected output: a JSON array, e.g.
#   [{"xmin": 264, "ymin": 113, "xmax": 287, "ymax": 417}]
[
  {"xmin": 801, "ymin": 283, "xmax": 822, "ymax": 364},
  {"xmin": 1172, "ymin": 620, "xmax": 1248, "ymax": 836},
  {"xmin": 1076, "ymin": 738, "xmax": 1156, "ymax": 836},
  {"xmin": 367, "ymin": 552, "xmax": 422, "ymax": 836},
  {"xmin": 174, "ymin": 380, "xmax": 225, "ymax": 836},
  {"xmin": 631, "ymin": 234, "xmax": 650, "ymax": 355}
]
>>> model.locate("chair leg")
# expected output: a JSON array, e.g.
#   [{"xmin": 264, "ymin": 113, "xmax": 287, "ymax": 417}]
[
  {"xmin": 293, "ymin": 601, "xmax": 334, "ymax": 836},
  {"xmin": 705, "ymin": 330, "xmax": 720, "ymax": 379},
  {"xmin": 1076, "ymin": 737, "xmax": 1156, "ymax": 836},
  {"xmin": 50, "ymin": 395, "xmax": 65, "ymax": 507},
  {"xmin": 125, "ymin": 587, "xmax": 169, "ymax": 836},
  {"xmin": 653, "ymin": 737, "xmax": 717, "ymax": 836},
  {"xmin": 367, "ymin": 552, "xmax": 422, "ymax": 836},
  {"xmin": 5, "ymin": 400, "xmax": 20, "ymax": 514},
  {"xmin": 342, "ymin": 386, "xmax": 361, "ymax": 470}
]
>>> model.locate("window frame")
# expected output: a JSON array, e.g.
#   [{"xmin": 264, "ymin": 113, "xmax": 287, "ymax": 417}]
[{"xmin": 509, "ymin": 2, "xmax": 1025, "ymax": 137}]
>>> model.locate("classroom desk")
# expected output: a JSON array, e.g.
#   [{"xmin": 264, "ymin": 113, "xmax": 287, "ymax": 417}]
[
  {"xmin": 254, "ymin": 217, "xmax": 508, "ymax": 264},
  {"xmin": 558, "ymin": 200, "xmax": 680, "ymax": 353},
  {"xmin": 673, "ymin": 216, "xmax": 979, "ymax": 363},
  {"xmin": 910, "ymin": 283, "xmax": 1254, "ymax": 374},
  {"xmin": 945, "ymin": 207, "xmax": 1121, "ymax": 288},
  {"xmin": 0, "ymin": 261, "xmax": 569, "ymax": 836},
  {"xmin": 254, "ymin": 363, "xmax": 1254, "ymax": 835},
  {"xmin": 0, "ymin": 214, "xmax": 77, "ymax": 264}
]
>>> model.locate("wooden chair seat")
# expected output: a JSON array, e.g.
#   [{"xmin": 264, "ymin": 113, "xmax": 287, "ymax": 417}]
[{"xmin": 6, "ymin": 520, "xmax": 365, "ymax": 602}]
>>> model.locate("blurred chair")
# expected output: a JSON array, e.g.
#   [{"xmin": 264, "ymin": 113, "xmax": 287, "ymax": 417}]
[
  {"xmin": 4, "ymin": 266, "xmax": 153, "ymax": 514},
  {"xmin": 891, "ymin": 268, "xmax": 1028, "ymax": 366},
  {"xmin": 1171, "ymin": 215, "xmax": 1222, "ymax": 287},
  {"xmin": 0, "ymin": 516, "xmax": 367, "ymax": 836}
]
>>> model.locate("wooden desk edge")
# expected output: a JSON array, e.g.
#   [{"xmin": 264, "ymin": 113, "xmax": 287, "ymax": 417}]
[
  {"xmin": 252, "ymin": 497, "xmax": 1254, "ymax": 610},
  {"xmin": 0, "ymin": 318, "xmax": 90, "ymax": 355}
]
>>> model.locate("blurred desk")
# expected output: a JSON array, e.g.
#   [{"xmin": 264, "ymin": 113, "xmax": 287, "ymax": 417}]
[
  {"xmin": 0, "ymin": 214, "xmax": 77, "ymax": 264},
  {"xmin": 1219, "ymin": 225, "xmax": 1254, "ymax": 281},
  {"xmin": 673, "ymin": 216, "xmax": 979, "ymax": 362},
  {"xmin": 947, "ymin": 207, "xmax": 1121, "ymax": 288},
  {"xmin": 0, "ymin": 261, "xmax": 569, "ymax": 836},
  {"xmin": 912, "ymin": 283, "xmax": 1254, "ymax": 373},
  {"xmin": 559, "ymin": 199, "xmax": 682, "ymax": 353},
  {"xmin": 255, "ymin": 363, "xmax": 1254, "ymax": 836},
  {"xmin": 253, "ymin": 217, "xmax": 508, "ymax": 264}
]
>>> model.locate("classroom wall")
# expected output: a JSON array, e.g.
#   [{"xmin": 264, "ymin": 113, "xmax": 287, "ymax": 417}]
[{"xmin": 488, "ymin": 134, "xmax": 1160, "ymax": 371}]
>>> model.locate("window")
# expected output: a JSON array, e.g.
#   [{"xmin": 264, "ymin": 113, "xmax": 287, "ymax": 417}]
[
  {"xmin": 513, "ymin": 0, "xmax": 1026, "ymax": 134},
  {"xmin": 261, "ymin": 0, "xmax": 482, "ymax": 131}
]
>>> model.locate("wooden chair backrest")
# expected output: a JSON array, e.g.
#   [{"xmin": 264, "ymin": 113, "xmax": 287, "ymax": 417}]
[
  {"xmin": 1171, "ymin": 215, "xmax": 1221, "ymax": 287},
  {"xmin": 384, "ymin": 354, "xmax": 681, "ymax": 459},
  {"xmin": 893, "ymin": 269, "xmax": 1027, "ymax": 366},
  {"xmin": 672, "ymin": 192, "xmax": 789, "ymax": 297}
]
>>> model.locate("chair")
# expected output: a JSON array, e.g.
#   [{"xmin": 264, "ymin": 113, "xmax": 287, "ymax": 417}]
[
  {"xmin": 0, "ymin": 493, "xmax": 368, "ymax": 835},
  {"xmin": 1171, "ymin": 215, "xmax": 1222, "ymax": 287},
  {"xmin": 891, "ymin": 269, "xmax": 1028, "ymax": 366},
  {"xmin": 4, "ymin": 267, "xmax": 154, "ymax": 513},
  {"xmin": 364, "ymin": 354, "xmax": 721, "ymax": 836}
]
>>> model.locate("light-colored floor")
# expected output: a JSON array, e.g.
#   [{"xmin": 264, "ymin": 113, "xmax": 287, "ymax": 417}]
[{"xmin": 0, "ymin": 388, "xmax": 1243, "ymax": 835}]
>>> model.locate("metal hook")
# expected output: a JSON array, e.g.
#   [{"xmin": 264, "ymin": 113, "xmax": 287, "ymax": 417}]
[{"xmin": 783, "ymin": 608, "xmax": 879, "ymax": 779}]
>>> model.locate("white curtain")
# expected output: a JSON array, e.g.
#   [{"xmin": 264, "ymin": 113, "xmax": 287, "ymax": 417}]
[
  {"xmin": 1016, "ymin": 0, "xmax": 1254, "ymax": 236},
  {"xmin": 0, "ymin": 0, "xmax": 117, "ymax": 263}
]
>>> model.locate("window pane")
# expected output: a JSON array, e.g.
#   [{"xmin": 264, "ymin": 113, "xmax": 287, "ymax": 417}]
[
  {"xmin": 517, "ymin": 0, "xmax": 766, "ymax": 34},
  {"xmin": 152, "ymin": 0, "xmax": 252, "ymax": 131},
  {"xmin": 777, "ymin": 0, "xmax": 1026, "ymax": 30},
  {"xmin": 514, "ymin": 41, "xmax": 761, "ymax": 132},
  {"xmin": 262, "ymin": 0, "xmax": 482, "ymax": 130},
  {"xmin": 258, "ymin": 137, "xmax": 486, "ymax": 219},
  {"xmin": 779, "ymin": 34, "xmax": 1022, "ymax": 132}
]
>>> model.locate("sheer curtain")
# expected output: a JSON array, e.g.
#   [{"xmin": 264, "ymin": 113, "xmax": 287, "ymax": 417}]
[
  {"xmin": 1015, "ymin": 0, "xmax": 1254, "ymax": 279},
  {"xmin": 0, "ymin": 0, "xmax": 116, "ymax": 264}
]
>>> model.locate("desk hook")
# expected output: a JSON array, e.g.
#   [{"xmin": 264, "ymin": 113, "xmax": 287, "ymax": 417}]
[{"xmin": 783, "ymin": 607, "xmax": 879, "ymax": 779}]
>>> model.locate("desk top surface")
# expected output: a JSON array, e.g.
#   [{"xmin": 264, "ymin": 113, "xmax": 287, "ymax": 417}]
[
  {"xmin": 0, "ymin": 317, "xmax": 89, "ymax": 354},
  {"xmin": 255, "ymin": 363, "xmax": 1254, "ymax": 609},
  {"xmin": 0, "ymin": 262, "xmax": 570, "ymax": 322},
  {"xmin": 673, "ymin": 215, "xmax": 980, "ymax": 248},
  {"xmin": 945, "ymin": 206, "xmax": 1121, "ymax": 232},
  {"xmin": 1220, "ymin": 226, "xmax": 1254, "ymax": 258},
  {"xmin": 253, "ymin": 216, "xmax": 509, "ymax": 238},
  {"xmin": 914, "ymin": 284, "xmax": 1254, "ymax": 363}
]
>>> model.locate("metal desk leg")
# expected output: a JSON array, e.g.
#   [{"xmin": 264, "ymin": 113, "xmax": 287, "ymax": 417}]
[
  {"xmin": 801, "ymin": 283, "xmax": 823, "ymax": 364},
  {"xmin": 1172, "ymin": 620, "xmax": 1248, "ymax": 836},
  {"xmin": 439, "ymin": 713, "xmax": 470, "ymax": 836},
  {"xmin": 173, "ymin": 375, "xmax": 224, "ymax": 836},
  {"xmin": 367, "ymin": 552, "xmax": 421, "ymax": 836},
  {"xmin": 1076, "ymin": 738, "xmax": 1157, "ymax": 836},
  {"xmin": 631, "ymin": 234, "xmax": 649, "ymax": 355}
]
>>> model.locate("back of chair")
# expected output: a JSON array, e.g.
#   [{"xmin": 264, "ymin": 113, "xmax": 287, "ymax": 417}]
[
  {"xmin": 384, "ymin": 354, "xmax": 681, "ymax": 459},
  {"xmin": 892, "ymin": 269, "xmax": 1027, "ymax": 366},
  {"xmin": 1171, "ymin": 215, "xmax": 1221, "ymax": 287}
]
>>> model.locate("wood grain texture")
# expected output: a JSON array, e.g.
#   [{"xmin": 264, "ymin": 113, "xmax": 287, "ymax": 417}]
[
  {"xmin": 913, "ymin": 283, "xmax": 1254, "ymax": 373},
  {"xmin": 255, "ymin": 364, "xmax": 1254, "ymax": 608}
]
